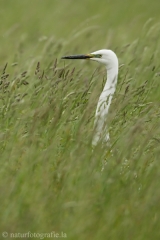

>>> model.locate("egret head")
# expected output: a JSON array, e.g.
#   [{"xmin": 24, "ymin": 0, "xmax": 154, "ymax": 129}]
[{"xmin": 62, "ymin": 49, "xmax": 118, "ymax": 71}]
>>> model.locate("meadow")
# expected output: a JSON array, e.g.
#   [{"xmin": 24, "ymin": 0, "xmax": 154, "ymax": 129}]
[{"xmin": 0, "ymin": 1, "xmax": 160, "ymax": 239}]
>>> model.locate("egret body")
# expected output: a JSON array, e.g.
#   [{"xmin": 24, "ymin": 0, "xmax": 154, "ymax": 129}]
[{"xmin": 62, "ymin": 49, "xmax": 118, "ymax": 146}]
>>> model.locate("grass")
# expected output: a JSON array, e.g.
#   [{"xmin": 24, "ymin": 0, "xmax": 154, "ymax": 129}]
[{"xmin": 0, "ymin": 1, "xmax": 160, "ymax": 239}]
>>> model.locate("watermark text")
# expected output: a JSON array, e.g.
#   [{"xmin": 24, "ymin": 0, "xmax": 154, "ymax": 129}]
[{"xmin": 2, "ymin": 231, "xmax": 67, "ymax": 239}]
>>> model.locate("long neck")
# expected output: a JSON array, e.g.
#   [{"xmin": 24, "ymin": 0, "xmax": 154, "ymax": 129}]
[
  {"xmin": 104, "ymin": 67, "xmax": 118, "ymax": 96},
  {"xmin": 97, "ymin": 67, "xmax": 118, "ymax": 117},
  {"xmin": 92, "ymin": 66, "xmax": 118, "ymax": 146}
]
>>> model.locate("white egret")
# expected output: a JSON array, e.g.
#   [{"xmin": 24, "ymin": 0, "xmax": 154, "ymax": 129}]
[{"xmin": 62, "ymin": 49, "xmax": 118, "ymax": 146}]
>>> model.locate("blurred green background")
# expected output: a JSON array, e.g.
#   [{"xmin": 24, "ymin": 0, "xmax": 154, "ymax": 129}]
[
  {"xmin": 1, "ymin": 0, "xmax": 160, "ymax": 57},
  {"xmin": 0, "ymin": 1, "xmax": 160, "ymax": 240}
]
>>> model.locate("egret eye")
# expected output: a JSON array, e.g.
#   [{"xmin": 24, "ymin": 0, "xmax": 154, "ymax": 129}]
[{"xmin": 95, "ymin": 54, "xmax": 102, "ymax": 58}]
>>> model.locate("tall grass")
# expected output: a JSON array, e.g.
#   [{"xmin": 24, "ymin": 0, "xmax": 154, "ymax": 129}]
[{"xmin": 0, "ymin": 1, "xmax": 160, "ymax": 239}]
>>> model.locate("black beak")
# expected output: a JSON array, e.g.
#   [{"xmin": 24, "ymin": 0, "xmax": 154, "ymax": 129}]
[{"xmin": 61, "ymin": 54, "xmax": 93, "ymax": 60}]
